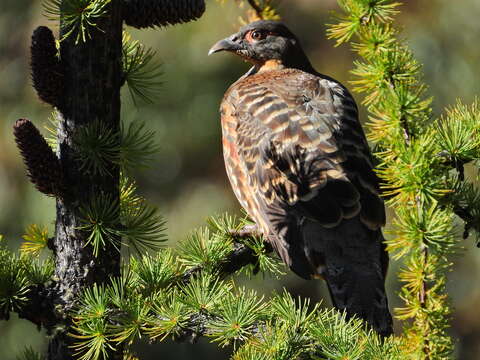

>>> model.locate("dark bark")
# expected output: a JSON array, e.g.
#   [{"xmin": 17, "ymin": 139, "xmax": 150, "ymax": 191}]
[{"xmin": 46, "ymin": 2, "xmax": 124, "ymax": 359}]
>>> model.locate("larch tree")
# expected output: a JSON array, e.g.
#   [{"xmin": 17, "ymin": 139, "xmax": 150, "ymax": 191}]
[{"xmin": 1, "ymin": 1, "xmax": 479, "ymax": 360}]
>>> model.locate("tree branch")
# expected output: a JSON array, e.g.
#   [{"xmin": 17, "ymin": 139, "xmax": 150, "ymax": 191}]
[
  {"xmin": 15, "ymin": 284, "xmax": 58, "ymax": 331},
  {"xmin": 246, "ymin": 0, "xmax": 264, "ymax": 19},
  {"xmin": 180, "ymin": 238, "xmax": 273, "ymax": 283}
]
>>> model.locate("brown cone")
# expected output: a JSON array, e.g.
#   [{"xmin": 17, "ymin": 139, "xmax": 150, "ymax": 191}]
[
  {"xmin": 123, "ymin": 0, "xmax": 206, "ymax": 29},
  {"xmin": 13, "ymin": 119, "xmax": 64, "ymax": 197},
  {"xmin": 31, "ymin": 26, "xmax": 63, "ymax": 108}
]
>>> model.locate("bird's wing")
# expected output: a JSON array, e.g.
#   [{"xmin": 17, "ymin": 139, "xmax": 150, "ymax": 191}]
[
  {"xmin": 221, "ymin": 69, "xmax": 391, "ymax": 334},
  {"xmin": 224, "ymin": 69, "xmax": 384, "ymax": 232}
]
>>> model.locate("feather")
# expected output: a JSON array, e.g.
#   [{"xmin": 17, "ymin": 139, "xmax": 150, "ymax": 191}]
[{"xmin": 219, "ymin": 67, "xmax": 392, "ymax": 336}]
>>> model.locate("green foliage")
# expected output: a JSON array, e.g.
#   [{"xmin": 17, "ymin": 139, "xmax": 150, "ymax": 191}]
[
  {"xmin": 65, "ymin": 213, "xmax": 295, "ymax": 359},
  {"xmin": 120, "ymin": 195, "xmax": 166, "ymax": 254},
  {"xmin": 44, "ymin": 110, "xmax": 61, "ymax": 152},
  {"xmin": 66, "ymin": 210, "xmax": 405, "ymax": 360},
  {"xmin": 219, "ymin": 0, "xmax": 281, "ymax": 22},
  {"xmin": 0, "ymin": 248, "xmax": 30, "ymax": 318},
  {"xmin": 5, "ymin": 1, "xmax": 479, "ymax": 360},
  {"xmin": 74, "ymin": 120, "xmax": 158, "ymax": 176},
  {"xmin": 44, "ymin": 0, "xmax": 111, "ymax": 43},
  {"xmin": 328, "ymin": 0, "xmax": 480, "ymax": 358},
  {"xmin": 78, "ymin": 181, "xmax": 166, "ymax": 257},
  {"xmin": 74, "ymin": 120, "xmax": 120, "ymax": 177},
  {"xmin": 70, "ymin": 284, "xmax": 113, "ymax": 360},
  {"xmin": 327, "ymin": 0, "xmax": 400, "ymax": 45},
  {"xmin": 239, "ymin": 233, "xmax": 285, "ymax": 277},
  {"xmin": 177, "ymin": 227, "xmax": 233, "ymax": 271},
  {"xmin": 78, "ymin": 193, "xmax": 120, "ymax": 256},
  {"xmin": 119, "ymin": 120, "xmax": 159, "ymax": 173},
  {"xmin": 22, "ymin": 257, "xmax": 55, "ymax": 285},
  {"xmin": 179, "ymin": 272, "xmax": 232, "ymax": 312},
  {"xmin": 208, "ymin": 288, "xmax": 266, "ymax": 346},
  {"xmin": 130, "ymin": 249, "xmax": 181, "ymax": 295},
  {"xmin": 20, "ymin": 224, "xmax": 49, "ymax": 257},
  {"xmin": 16, "ymin": 347, "xmax": 45, "ymax": 360},
  {"xmin": 144, "ymin": 290, "xmax": 190, "ymax": 341},
  {"xmin": 0, "ymin": 236, "xmax": 53, "ymax": 319},
  {"xmin": 119, "ymin": 175, "xmax": 166, "ymax": 254},
  {"xmin": 435, "ymin": 99, "xmax": 480, "ymax": 165},
  {"xmin": 109, "ymin": 296, "xmax": 150, "ymax": 346},
  {"xmin": 270, "ymin": 290, "xmax": 317, "ymax": 330},
  {"xmin": 122, "ymin": 32, "xmax": 163, "ymax": 105}
]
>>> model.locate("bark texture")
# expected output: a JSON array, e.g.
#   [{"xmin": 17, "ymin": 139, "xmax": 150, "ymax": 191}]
[{"xmin": 47, "ymin": 2, "xmax": 123, "ymax": 359}]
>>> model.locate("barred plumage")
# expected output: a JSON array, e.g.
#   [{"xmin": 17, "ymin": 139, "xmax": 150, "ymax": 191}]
[{"xmin": 211, "ymin": 20, "xmax": 392, "ymax": 336}]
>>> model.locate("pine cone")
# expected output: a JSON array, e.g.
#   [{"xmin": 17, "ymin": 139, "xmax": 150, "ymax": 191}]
[
  {"xmin": 123, "ymin": 0, "xmax": 206, "ymax": 29},
  {"xmin": 31, "ymin": 26, "xmax": 63, "ymax": 108},
  {"xmin": 13, "ymin": 119, "xmax": 64, "ymax": 197}
]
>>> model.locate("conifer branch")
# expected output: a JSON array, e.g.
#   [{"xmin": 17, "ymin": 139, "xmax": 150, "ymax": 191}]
[
  {"xmin": 246, "ymin": 0, "xmax": 264, "ymax": 19},
  {"xmin": 329, "ymin": 1, "xmax": 457, "ymax": 357},
  {"xmin": 122, "ymin": 33, "xmax": 163, "ymax": 105},
  {"xmin": 16, "ymin": 347, "xmax": 46, "ymax": 360},
  {"xmin": 0, "ymin": 238, "xmax": 56, "ymax": 328},
  {"xmin": 243, "ymin": 0, "xmax": 280, "ymax": 21},
  {"xmin": 43, "ymin": 0, "xmax": 112, "ymax": 43},
  {"xmin": 180, "ymin": 239, "xmax": 273, "ymax": 283}
]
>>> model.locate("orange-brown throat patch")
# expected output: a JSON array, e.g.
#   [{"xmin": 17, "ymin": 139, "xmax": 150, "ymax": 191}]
[{"xmin": 258, "ymin": 59, "xmax": 284, "ymax": 72}]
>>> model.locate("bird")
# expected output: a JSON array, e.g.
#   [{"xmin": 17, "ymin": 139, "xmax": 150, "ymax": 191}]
[{"xmin": 209, "ymin": 20, "xmax": 393, "ymax": 337}]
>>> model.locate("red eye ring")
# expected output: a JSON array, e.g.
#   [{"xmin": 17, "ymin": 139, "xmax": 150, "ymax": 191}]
[{"xmin": 251, "ymin": 30, "xmax": 263, "ymax": 40}]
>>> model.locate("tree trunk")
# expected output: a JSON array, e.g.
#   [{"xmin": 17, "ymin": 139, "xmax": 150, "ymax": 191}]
[{"xmin": 47, "ymin": 2, "xmax": 123, "ymax": 359}]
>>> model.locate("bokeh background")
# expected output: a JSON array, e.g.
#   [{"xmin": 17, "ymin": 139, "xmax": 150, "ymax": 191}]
[{"xmin": 1, "ymin": 0, "xmax": 479, "ymax": 359}]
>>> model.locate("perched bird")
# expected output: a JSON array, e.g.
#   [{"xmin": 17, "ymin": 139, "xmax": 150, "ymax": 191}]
[{"xmin": 209, "ymin": 20, "xmax": 393, "ymax": 336}]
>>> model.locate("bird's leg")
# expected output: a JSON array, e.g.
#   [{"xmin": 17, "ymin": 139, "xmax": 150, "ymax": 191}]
[
  {"xmin": 228, "ymin": 223, "xmax": 274, "ymax": 275},
  {"xmin": 229, "ymin": 223, "xmax": 261, "ymax": 239}
]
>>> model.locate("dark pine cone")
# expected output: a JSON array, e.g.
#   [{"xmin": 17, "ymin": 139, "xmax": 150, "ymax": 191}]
[
  {"xmin": 31, "ymin": 26, "xmax": 63, "ymax": 108},
  {"xmin": 123, "ymin": 0, "xmax": 206, "ymax": 29},
  {"xmin": 13, "ymin": 119, "xmax": 64, "ymax": 197}
]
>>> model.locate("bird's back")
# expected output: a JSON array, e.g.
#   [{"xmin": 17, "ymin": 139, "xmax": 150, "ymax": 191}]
[{"xmin": 220, "ymin": 68, "xmax": 392, "ymax": 336}]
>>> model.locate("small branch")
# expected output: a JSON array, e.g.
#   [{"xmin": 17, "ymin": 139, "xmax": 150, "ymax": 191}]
[
  {"xmin": 180, "ymin": 238, "xmax": 273, "ymax": 283},
  {"xmin": 400, "ymin": 115, "xmax": 411, "ymax": 145},
  {"xmin": 16, "ymin": 284, "xmax": 59, "ymax": 332},
  {"xmin": 419, "ymin": 248, "xmax": 428, "ymax": 307},
  {"xmin": 173, "ymin": 311, "xmax": 265, "ymax": 344},
  {"xmin": 246, "ymin": 0, "xmax": 264, "ymax": 19}
]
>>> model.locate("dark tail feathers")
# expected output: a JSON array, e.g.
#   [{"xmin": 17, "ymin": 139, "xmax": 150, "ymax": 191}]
[{"xmin": 298, "ymin": 216, "xmax": 393, "ymax": 337}]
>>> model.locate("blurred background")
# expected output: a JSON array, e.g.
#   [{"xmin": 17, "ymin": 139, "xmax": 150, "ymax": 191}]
[{"xmin": 1, "ymin": 0, "xmax": 479, "ymax": 358}]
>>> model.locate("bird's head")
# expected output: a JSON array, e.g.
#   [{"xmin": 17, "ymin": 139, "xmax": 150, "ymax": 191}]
[{"xmin": 209, "ymin": 20, "xmax": 314, "ymax": 73}]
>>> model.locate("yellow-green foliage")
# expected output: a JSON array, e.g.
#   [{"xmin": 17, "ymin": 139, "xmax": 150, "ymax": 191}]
[{"xmin": 329, "ymin": 1, "xmax": 480, "ymax": 358}]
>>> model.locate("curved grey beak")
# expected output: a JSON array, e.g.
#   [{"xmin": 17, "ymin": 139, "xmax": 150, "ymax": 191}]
[{"xmin": 208, "ymin": 36, "xmax": 242, "ymax": 56}]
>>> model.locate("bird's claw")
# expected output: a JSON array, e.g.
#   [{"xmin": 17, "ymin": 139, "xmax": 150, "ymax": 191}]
[{"xmin": 229, "ymin": 224, "xmax": 261, "ymax": 239}]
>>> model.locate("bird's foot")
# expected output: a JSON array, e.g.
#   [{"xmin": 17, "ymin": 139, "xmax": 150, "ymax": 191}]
[{"xmin": 229, "ymin": 224, "xmax": 261, "ymax": 239}]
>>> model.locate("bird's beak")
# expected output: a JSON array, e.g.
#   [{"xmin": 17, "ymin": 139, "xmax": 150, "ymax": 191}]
[{"xmin": 208, "ymin": 36, "xmax": 242, "ymax": 56}]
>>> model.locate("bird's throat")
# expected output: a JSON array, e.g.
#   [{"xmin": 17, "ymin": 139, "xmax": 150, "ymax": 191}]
[{"xmin": 257, "ymin": 59, "xmax": 285, "ymax": 73}]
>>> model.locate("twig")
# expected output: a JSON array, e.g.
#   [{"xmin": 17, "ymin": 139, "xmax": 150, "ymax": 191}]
[
  {"xmin": 180, "ymin": 238, "xmax": 273, "ymax": 283},
  {"xmin": 246, "ymin": 0, "xmax": 264, "ymax": 19},
  {"xmin": 14, "ymin": 284, "xmax": 59, "ymax": 332}
]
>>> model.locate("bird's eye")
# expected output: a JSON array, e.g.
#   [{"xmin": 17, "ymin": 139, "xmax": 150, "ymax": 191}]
[{"xmin": 250, "ymin": 30, "xmax": 264, "ymax": 41}]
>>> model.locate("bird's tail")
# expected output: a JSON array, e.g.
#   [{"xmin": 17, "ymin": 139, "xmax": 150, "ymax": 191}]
[
  {"xmin": 324, "ymin": 254, "xmax": 393, "ymax": 337},
  {"xmin": 298, "ymin": 216, "xmax": 393, "ymax": 337}
]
